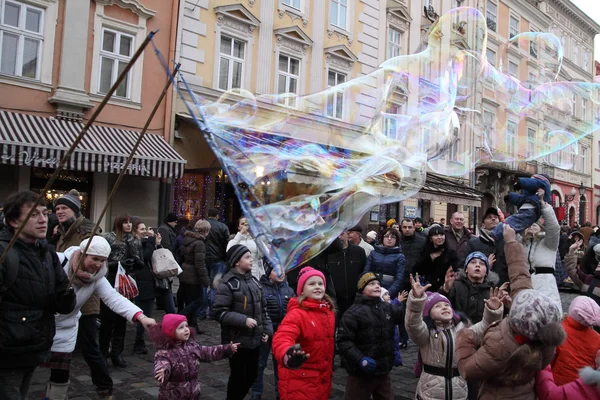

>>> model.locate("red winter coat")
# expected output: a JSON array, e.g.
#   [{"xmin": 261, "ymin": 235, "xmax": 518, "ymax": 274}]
[
  {"xmin": 272, "ymin": 297, "xmax": 335, "ymax": 400},
  {"xmin": 552, "ymin": 316, "xmax": 600, "ymax": 386}
]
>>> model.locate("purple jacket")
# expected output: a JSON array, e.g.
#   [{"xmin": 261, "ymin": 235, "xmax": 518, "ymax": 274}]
[{"xmin": 151, "ymin": 326, "xmax": 233, "ymax": 399}]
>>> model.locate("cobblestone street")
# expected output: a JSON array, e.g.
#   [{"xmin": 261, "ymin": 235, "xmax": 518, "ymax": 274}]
[{"xmin": 28, "ymin": 291, "xmax": 578, "ymax": 399}]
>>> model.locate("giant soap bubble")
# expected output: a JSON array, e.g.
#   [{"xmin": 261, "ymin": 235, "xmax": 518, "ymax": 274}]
[{"xmin": 156, "ymin": 7, "xmax": 600, "ymax": 273}]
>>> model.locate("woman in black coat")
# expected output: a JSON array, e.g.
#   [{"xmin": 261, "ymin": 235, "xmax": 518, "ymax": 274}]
[{"xmin": 414, "ymin": 224, "xmax": 459, "ymax": 291}]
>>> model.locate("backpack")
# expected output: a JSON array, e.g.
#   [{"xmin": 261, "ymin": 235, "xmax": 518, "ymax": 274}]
[{"xmin": 0, "ymin": 240, "xmax": 20, "ymax": 304}]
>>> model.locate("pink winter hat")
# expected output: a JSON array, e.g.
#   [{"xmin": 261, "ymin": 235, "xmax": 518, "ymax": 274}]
[
  {"xmin": 568, "ymin": 296, "xmax": 600, "ymax": 328},
  {"xmin": 296, "ymin": 266, "xmax": 325, "ymax": 296},
  {"xmin": 162, "ymin": 314, "xmax": 187, "ymax": 339},
  {"xmin": 423, "ymin": 292, "xmax": 452, "ymax": 317}
]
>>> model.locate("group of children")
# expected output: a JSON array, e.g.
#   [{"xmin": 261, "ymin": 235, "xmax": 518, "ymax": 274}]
[{"xmin": 147, "ymin": 174, "xmax": 600, "ymax": 399}]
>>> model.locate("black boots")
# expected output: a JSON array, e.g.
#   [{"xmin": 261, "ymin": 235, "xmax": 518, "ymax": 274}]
[
  {"xmin": 110, "ymin": 354, "xmax": 128, "ymax": 368},
  {"xmin": 133, "ymin": 339, "xmax": 148, "ymax": 355}
]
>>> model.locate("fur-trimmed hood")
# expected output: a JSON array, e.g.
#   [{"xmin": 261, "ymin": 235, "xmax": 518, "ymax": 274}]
[
  {"xmin": 580, "ymin": 366, "xmax": 600, "ymax": 389},
  {"xmin": 184, "ymin": 230, "xmax": 206, "ymax": 240}
]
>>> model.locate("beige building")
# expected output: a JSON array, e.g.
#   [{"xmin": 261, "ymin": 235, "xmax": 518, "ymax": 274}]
[
  {"xmin": 170, "ymin": 0, "xmax": 482, "ymax": 229},
  {"xmin": 476, "ymin": 0, "xmax": 600, "ymax": 227},
  {"xmin": 0, "ymin": 0, "xmax": 186, "ymax": 231}
]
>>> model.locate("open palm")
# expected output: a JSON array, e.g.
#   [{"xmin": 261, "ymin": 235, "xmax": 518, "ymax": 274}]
[{"xmin": 409, "ymin": 273, "xmax": 431, "ymax": 298}]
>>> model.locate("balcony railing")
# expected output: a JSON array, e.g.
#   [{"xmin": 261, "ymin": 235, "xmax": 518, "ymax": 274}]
[{"xmin": 486, "ymin": 17, "xmax": 496, "ymax": 32}]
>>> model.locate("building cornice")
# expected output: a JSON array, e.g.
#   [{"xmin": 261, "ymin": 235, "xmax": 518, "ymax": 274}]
[
  {"xmin": 548, "ymin": 0, "xmax": 600, "ymax": 34},
  {"xmin": 94, "ymin": 0, "xmax": 156, "ymax": 19}
]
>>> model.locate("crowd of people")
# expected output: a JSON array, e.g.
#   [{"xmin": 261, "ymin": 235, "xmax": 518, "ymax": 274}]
[{"xmin": 1, "ymin": 172, "xmax": 600, "ymax": 400}]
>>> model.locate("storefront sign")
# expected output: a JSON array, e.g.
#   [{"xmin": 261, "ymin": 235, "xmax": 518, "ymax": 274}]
[
  {"xmin": 104, "ymin": 161, "xmax": 150, "ymax": 175},
  {"xmin": 1, "ymin": 150, "xmax": 60, "ymax": 167},
  {"xmin": 404, "ymin": 205, "xmax": 418, "ymax": 218}
]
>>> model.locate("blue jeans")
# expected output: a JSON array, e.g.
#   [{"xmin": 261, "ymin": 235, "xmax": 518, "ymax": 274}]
[
  {"xmin": 251, "ymin": 338, "xmax": 279, "ymax": 398},
  {"xmin": 198, "ymin": 260, "xmax": 226, "ymax": 318},
  {"xmin": 492, "ymin": 207, "xmax": 539, "ymax": 240}
]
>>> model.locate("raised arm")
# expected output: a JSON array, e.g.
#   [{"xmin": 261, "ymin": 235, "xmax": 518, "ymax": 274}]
[
  {"xmin": 503, "ymin": 225, "xmax": 532, "ymax": 298},
  {"xmin": 541, "ymin": 203, "xmax": 560, "ymax": 251}
]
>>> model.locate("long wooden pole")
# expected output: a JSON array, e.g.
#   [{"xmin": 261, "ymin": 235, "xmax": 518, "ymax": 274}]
[
  {"xmin": 0, "ymin": 30, "xmax": 157, "ymax": 266},
  {"xmin": 77, "ymin": 63, "xmax": 181, "ymax": 273}
]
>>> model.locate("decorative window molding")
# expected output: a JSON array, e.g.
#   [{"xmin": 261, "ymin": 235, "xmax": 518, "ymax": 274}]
[
  {"xmin": 212, "ymin": 4, "xmax": 257, "ymax": 91},
  {"xmin": 0, "ymin": 0, "xmax": 57, "ymax": 85},
  {"xmin": 327, "ymin": 0, "xmax": 354, "ymax": 44},
  {"xmin": 277, "ymin": 0, "xmax": 308, "ymax": 27},
  {"xmin": 387, "ymin": 5, "xmax": 411, "ymax": 30},
  {"xmin": 93, "ymin": 0, "xmax": 156, "ymax": 19},
  {"xmin": 324, "ymin": 44, "xmax": 357, "ymax": 74},
  {"xmin": 325, "ymin": 68, "xmax": 346, "ymax": 120},
  {"xmin": 90, "ymin": 1, "xmax": 149, "ymax": 104},
  {"xmin": 214, "ymin": 3, "xmax": 259, "ymax": 37},
  {"xmin": 274, "ymin": 26, "xmax": 312, "ymax": 55}
]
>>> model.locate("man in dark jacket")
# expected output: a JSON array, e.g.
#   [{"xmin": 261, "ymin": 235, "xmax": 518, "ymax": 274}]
[
  {"xmin": 157, "ymin": 212, "xmax": 178, "ymax": 254},
  {"xmin": 414, "ymin": 217, "xmax": 426, "ymax": 236},
  {"xmin": 329, "ymin": 231, "xmax": 367, "ymax": 319},
  {"xmin": 466, "ymin": 207, "xmax": 508, "ymax": 284},
  {"xmin": 201, "ymin": 208, "xmax": 230, "ymax": 318},
  {"xmin": 445, "ymin": 211, "xmax": 473, "ymax": 267},
  {"xmin": 398, "ymin": 218, "xmax": 426, "ymax": 286},
  {"xmin": 0, "ymin": 191, "xmax": 76, "ymax": 399}
]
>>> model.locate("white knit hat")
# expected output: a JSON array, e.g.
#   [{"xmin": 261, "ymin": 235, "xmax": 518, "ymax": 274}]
[
  {"xmin": 367, "ymin": 231, "xmax": 377, "ymax": 241},
  {"xmin": 80, "ymin": 236, "xmax": 111, "ymax": 258}
]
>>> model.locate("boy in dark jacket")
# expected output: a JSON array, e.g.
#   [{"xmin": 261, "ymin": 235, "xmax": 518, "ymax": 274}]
[
  {"xmin": 251, "ymin": 260, "xmax": 295, "ymax": 400},
  {"xmin": 492, "ymin": 174, "xmax": 552, "ymax": 239},
  {"xmin": 337, "ymin": 272, "xmax": 405, "ymax": 400},
  {"xmin": 213, "ymin": 245, "xmax": 274, "ymax": 400}
]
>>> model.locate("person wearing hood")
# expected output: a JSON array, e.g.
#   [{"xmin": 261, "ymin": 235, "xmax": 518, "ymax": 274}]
[
  {"xmin": 551, "ymin": 296, "xmax": 600, "ymax": 386},
  {"xmin": 43, "ymin": 237, "xmax": 156, "ymax": 400},
  {"xmin": 337, "ymin": 273, "xmax": 406, "ymax": 400},
  {"xmin": 536, "ymin": 349, "xmax": 600, "ymax": 400},
  {"xmin": 363, "ymin": 227, "xmax": 406, "ymax": 298},
  {"xmin": 456, "ymin": 224, "xmax": 566, "ymax": 400},
  {"xmin": 466, "ymin": 207, "xmax": 509, "ymax": 284},
  {"xmin": 226, "ymin": 216, "xmax": 264, "ymax": 280},
  {"xmin": 440, "ymin": 251, "xmax": 505, "ymax": 324}
]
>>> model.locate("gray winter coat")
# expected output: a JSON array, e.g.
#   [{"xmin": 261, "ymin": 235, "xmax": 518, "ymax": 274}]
[{"xmin": 213, "ymin": 269, "xmax": 273, "ymax": 349}]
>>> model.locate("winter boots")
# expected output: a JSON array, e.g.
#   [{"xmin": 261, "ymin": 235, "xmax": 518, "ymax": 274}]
[{"xmin": 44, "ymin": 381, "xmax": 69, "ymax": 400}]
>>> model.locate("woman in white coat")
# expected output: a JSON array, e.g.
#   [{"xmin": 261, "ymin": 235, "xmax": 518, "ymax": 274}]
[
  {"xmin": 43, "ymin": 236, "xmax": 156, "ymax": 400},
  {"xmin": 226, "ymin": 216, "xmax": 264, "ymax": 280},
  {"xmin": 522, "ymin": 195, "xmax": 563, "ymax": 314}
]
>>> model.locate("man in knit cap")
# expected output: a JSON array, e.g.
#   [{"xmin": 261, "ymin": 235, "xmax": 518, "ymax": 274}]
[{"xmin": 54, "ymin": 190, "xmax": 112, "ymax": 397}]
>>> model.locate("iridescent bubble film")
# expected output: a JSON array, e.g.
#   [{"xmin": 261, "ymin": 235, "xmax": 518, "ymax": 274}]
[{"xmin": 156, "ymin": 7, "xmax": 600, "ymax": 273}]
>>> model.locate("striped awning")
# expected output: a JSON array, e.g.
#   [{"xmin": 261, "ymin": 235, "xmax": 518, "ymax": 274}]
[{"xmin": 0, "ymin": 110, "xmax": 186, "ymax": 179}]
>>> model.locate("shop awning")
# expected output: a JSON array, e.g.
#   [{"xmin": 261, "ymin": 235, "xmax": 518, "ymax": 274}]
[
  {"xmin": 0, "ymin": 110, "xmax": 186, "ymax": 179},
  {"xmin": 414, "ymin": 174, "xmax": 483, "ymax": 207}
]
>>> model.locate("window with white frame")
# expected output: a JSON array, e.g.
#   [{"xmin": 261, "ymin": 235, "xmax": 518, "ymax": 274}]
[
  {"xmin": 584, "ymin": 51, "xmax": 590, "ymax": 71},
  {"xmin": 98, "ymin": 27, "xmax": 134, "ymax": 98},
  {"xmin": 486, "ymin": 1, "xmax": 497, "ymax": 32},
  {"xmin": 326, "ymin": 69, "xmax": 346, "ymax": 119},
  {"xmin": 571, "ymin": 92, "xmax": 577, "ymax": 116},
  {"xmin": 568, "ymin": 145, "xmax": 576, "ymax": 169},
  {"xmin": 486, "ymin": 48, "xmax": 496, "ymax": 66},
  {"xmin": 483, "ymin": 110, "xmax": 495, "ymax": 148},
  {"xmin": 573, "ymin": 44, "xmax": 579, "ymax": 66},
  {"xmin": 283, "ymin": 0, "xmax": 301, "ymax": 9},
  {"xmin": 0, "ymin": 0, "xmax": 43, "ymax": 79},
  {"xmin": 509, "ymin": 16, "xmax": 519, "ymax": 43},
  {"xmin": 277, "ymin": 54, "xmax": 300, "ymax": 108},
  {"xmin": 581, "ymin": 98, "xmax": 587, "ymax": 120},
  {"xmin": 329, "ymin": 0, "xmax": 347, "ymax": 30},
  {"xmin": 527, "ymin": 128, "xmax": 536, "ymax": 158},
  {"xmin": 561, "ymin": 34, "xmax": 566, "ymax": 51},
  {"xmin": 218, "ymin": 35, "xmax": 245, "ymax": 91},
  {"xmin": 580, "ymin": 146, "xmax": 587, "ymax": 172},
  {"xmin": 530, "ymin": 28, "xmax": 538, "ymax": 58},
  {"xmin": 388, "ymin": 27, "xmax": 402, "ymax": 59},
  {"xmin": 508, "ymin": 61, "xmax": 518, "ymax": 77},
  {"xmin": 506, "ymin": 120, "xmax": 516, "ymax": 157}
]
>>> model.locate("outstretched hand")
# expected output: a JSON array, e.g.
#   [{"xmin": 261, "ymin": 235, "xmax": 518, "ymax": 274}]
[
  {"xmin": 442, "ymin": 267, "xmax": 457, "ymax": 292},
  {"xmin": 569, "ymin": 239, "xmax": 584, "ymax": 252},
  {"xmin": 537, "ymin": 188, "xmax": 545, "ymax": 205},
  {"xmin": 409, "ymin": 273, "xmax": 431, "ymax": 298},
  {"xmin": 285, "ymin": 344, "xmax": 310, "ymax": 369},
  {"xmin": 154, "ymin": 368, "xmax": 166, "ymax": 383},
  {"xmin": 484, "ymin": 287, "xmax": 507, "ymax": 311},
  {"xmin": 398, "ymin": 290, "xmax": 409, "ymax": 303}
]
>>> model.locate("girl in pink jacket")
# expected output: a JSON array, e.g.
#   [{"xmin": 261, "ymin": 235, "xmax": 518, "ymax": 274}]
[{"xmin": 536, "ymin": 351, "xmax": 600, "ymax": 400}]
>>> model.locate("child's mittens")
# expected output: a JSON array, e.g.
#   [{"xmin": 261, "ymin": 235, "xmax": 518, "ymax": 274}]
[
  {"xmin": 284, "ymin": 344, "xmax": 309, "ymax": 369},
  {"xmin": 359, "ymin": 357, "xmax": 377, "ymax": 373}
]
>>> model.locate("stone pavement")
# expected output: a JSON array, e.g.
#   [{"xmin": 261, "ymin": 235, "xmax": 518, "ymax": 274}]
[{"xmin": 28, "ymin": 291, "xmax": 578, "ymax": 400}]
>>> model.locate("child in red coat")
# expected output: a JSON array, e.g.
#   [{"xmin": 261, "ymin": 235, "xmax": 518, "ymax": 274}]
[
  {"xmin": 151, "ymin": 314, "xmax": 238, "ymax": 400},
  {"xmin": 272, "ymin": 267, "xmax": 336, "ymax": 400}
]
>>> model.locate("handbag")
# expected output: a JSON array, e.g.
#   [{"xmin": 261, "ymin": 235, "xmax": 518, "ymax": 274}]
[
  {"xmin": 115, "ymin": 262, "xmax": 139, "ymax": 299},
  {"xmin": 151, "ymin": 248, "xmax": 182, "ymax": 278},
  {"xmin": 154, "ymin": 277, "xmax": 170, "ymax": 291}
]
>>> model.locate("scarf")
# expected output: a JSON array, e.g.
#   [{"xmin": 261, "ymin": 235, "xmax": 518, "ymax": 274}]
[
  {"xmin": 479, "ymin": 228, "xmax": 495, "ymax": 245},
  {"xmin": 68, "ymin": 250, "xmax": 106, "ymax": 287}
]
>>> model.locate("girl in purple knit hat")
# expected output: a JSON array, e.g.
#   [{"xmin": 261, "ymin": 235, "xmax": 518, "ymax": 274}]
[
  {"xmin": 405, "ymin": 273, "xmax": 505, "ymax": 400},
  {"xmin": 151, "ymin": 314, "xmax": 239, "ymax": 399}
]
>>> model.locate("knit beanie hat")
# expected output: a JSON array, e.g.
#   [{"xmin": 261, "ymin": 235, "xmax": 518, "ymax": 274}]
[
  {"xmin": 227, "ymin": 244, "xmax": 250, "ymax": 268},
  {"xmin": 296, "ymin": 266, "xmax": 325, "ymax": 296},
  {"xmin": 463, "ymin": 251, "xmax": 490, "ymax": 273},
  {"xmin": 55, "ymin": 189, "xmax": 81, "ymax": 216},
  {"xmin": 80, "ymin": 236, "xmax": 111, "ymax": 258},
  {"xmin": 509, "ymin": 289, "xmax": 563, "ymax": 340},
  {"xmin": 164, "ymin": 212, "xmax": 178, "ymax": 223},
  {"xmin": 357, "ymin": 271, "xmax": 380, "ymax": 293},
  {"xmin": 423, "ymin": 292, "xmax": 453, "ymax": 317},
  {"xmin": 162, "ymin": 314, "xmax": 188, "ymax": 339},
  {"xmin": 366, "ymin": 231, "xmax": 377, "ymax": 241},
  {"xmin": 386, "ymin": 219, "xmax": 397, "ymax": 228},
  {"xmin": 380, "ymin": 287, "xmax": 389, "ymax": 301},
  {"xmin": 568, "ymin": 296, "xmax": 600, "ymax": 328}
]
